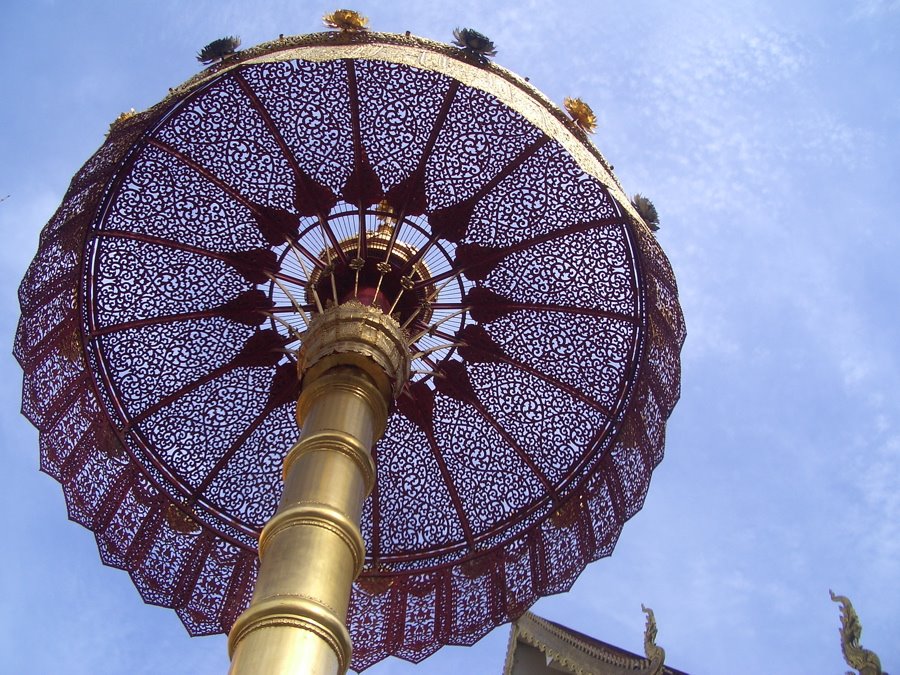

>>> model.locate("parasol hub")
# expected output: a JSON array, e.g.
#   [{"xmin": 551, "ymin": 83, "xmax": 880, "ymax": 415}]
[{"xmin": 305, "ymin": 222, "xmax": 436, "ymax": 327}]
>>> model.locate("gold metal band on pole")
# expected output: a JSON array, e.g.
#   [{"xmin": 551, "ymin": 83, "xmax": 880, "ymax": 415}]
[
  {"xmin": 228, "ymin": 596, "xmax": 353, "ymax": 673},
  {"xmin": 259, "ymin": 502, "xmax": 366, "ymax": 577},
  {"xmin": 283, "ymin": 429, "xmax": 376, "ymax": 492}
]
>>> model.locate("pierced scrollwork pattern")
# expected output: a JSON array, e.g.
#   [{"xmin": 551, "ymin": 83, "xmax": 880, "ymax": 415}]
[
  {"xmin": 102, "ymin": 145, "xmax": 267, "ymax": 253},
  {"xmin": 432, "ymin": 394, "xmax": 547, "ymax": 538},
  {"xmin": 201, "ymin": 403, "xmax": 296, "ymax": 529},
  {"xmin": 96, "ymin": 318, "xmax": 255, "ymax": 417},
  {"xmin": 466, "ymin": 141, "xmax": 620, "ymax": 248},
  {"xmin": 241, "ymin": 59, "xmax": 354, "ymax": 196},
  {"xmin": 16, "ymin": 36, "xmax": 684, "ymax": 672},
  {"xmin": 481, "ymin": 310, "xmax": 636, "ymax": 409},
  {"xmin": 478, "ymin": 226, "xmax": 636, "ymax": 315},
  {"xmin": 89, "ymin": 236, "xmax": 254, "ymax": 328},
  {"xmin": 426, "ymin": 84, "xmax": 544, "ymax": 209},
  {"xmin": 154, "ymin": 76, "xmax": 297, "ymax": 212},
  {"xmin": 355, "ymin": 59, "xmax": 453, "ymax": 193},
  {"xmin": 372, "ymin": 414, "xmax": 468, "ymax": 558},
  {"xmin": 466, "ymin": 362, "xmax": 608, "ymax": 485}
]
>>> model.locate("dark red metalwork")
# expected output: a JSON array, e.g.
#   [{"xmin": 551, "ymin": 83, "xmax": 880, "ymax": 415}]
[{"xmin": 15, "ymin": 34, "xmax": 684, "ymax": 671}]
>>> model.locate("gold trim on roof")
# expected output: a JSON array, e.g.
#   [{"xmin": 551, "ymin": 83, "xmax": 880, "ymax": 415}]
[{"xmin": 505, "ymin": 611, "xmax": 659, "ymax": 674}]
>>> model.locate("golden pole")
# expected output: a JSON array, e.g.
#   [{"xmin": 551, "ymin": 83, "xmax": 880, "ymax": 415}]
[{"xmin": 228, "ymin": 302, "xmax": 409, "ymax": 675}]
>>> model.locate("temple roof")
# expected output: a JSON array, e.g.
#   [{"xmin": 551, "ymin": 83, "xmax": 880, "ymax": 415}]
[{"xmin": 504, "ymin": 612, "xmax": 690, "ymax": 675}]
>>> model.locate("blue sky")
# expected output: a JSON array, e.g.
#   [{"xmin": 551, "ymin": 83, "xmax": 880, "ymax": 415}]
[{"xmin": 1, "ymin": 1, "xmax": 898, "ymax": 673}]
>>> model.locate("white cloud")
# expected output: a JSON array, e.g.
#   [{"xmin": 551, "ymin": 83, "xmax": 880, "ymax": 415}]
[{"xmin": 786, "ymin": 111, "xmax": 876, "ymax": 169}]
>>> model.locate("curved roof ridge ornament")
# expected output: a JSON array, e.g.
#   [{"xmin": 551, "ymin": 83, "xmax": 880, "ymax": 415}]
[
  {"xmin": 830, "ymin": 590, "xmax": 884, "ymax": 675},
  {"xmin": 641, "ymin": 603, "xmax": 666, "ymax": 675}
]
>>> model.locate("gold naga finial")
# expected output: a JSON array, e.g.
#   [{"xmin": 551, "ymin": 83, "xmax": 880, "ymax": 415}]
[
  {"xmin": 323, "ymin": 9, "xmax": 369, "ymax": 32},
  {"xmin": 641, "ymin": 604, "xmax": 666, "ymax": 675},
  {"xmin": 563, "ymin": 97, "xmax": 597, "ymax": 134},
  {"xmin": 830, "ymin": 590, "xmax": 884, "ymax": 675}
]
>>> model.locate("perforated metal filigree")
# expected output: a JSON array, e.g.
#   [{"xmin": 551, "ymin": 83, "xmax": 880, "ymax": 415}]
[{"xmin": 15, "ymin": 32, "xmax": 684, "ymax": 671}]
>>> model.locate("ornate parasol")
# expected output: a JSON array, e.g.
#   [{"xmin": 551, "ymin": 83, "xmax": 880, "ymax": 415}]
[{"xmin": 15, "ymin": 24, "xmax": 684, "ymax": 674}]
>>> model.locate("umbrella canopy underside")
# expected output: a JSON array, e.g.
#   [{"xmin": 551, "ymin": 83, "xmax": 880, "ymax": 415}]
[{"xmin": 15, "ymin": 33, "xmax": 684, "ymax": 670}]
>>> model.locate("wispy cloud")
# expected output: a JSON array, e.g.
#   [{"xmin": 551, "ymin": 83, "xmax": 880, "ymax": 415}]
[{"xmin": 852, "ymin": 0, "xmax": 900, "ymax": 18}]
